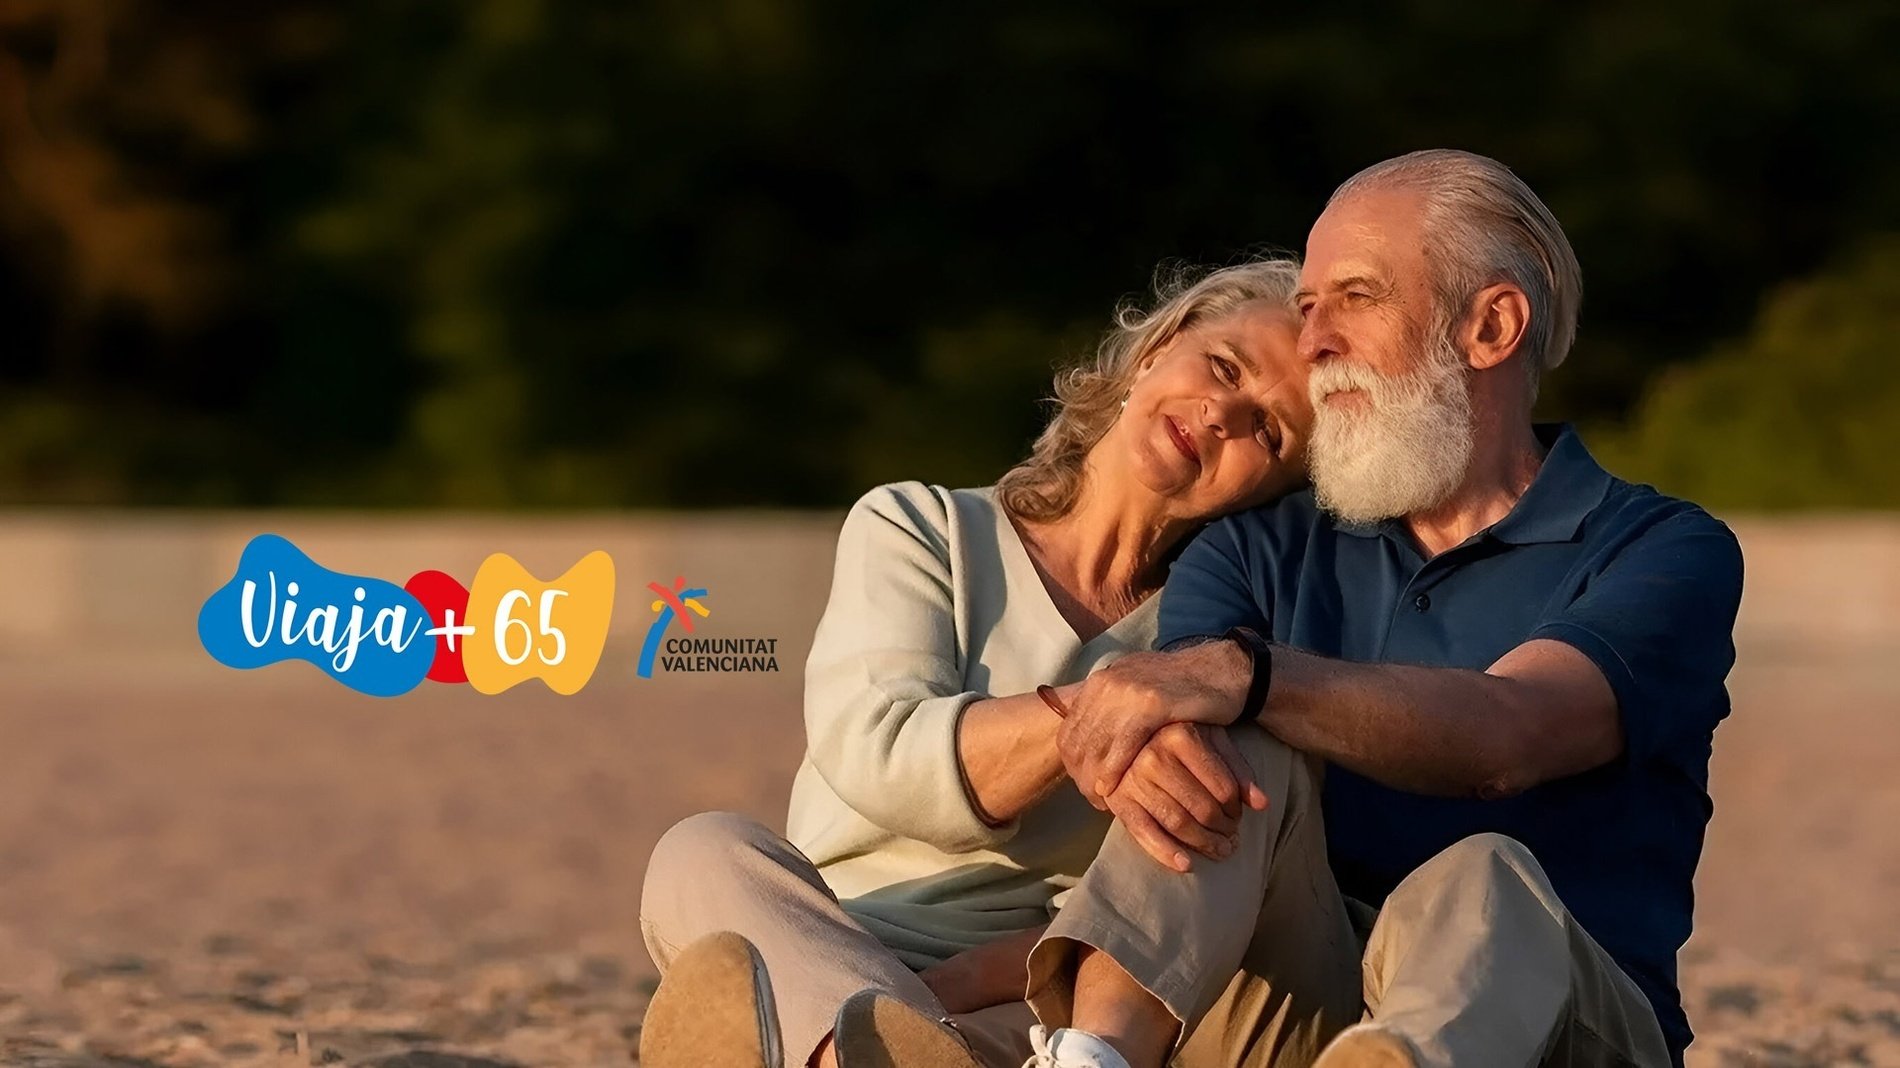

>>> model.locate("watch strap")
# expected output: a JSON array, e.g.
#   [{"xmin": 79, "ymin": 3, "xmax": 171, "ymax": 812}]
[{"xmin": 1222, "ymin": 625, "xmax": 1274, "ymax": 726}]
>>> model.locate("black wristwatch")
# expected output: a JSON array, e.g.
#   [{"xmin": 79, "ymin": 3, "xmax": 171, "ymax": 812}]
[{"xmin": 1222, "ymin": 626, "xmax": 1274, "ymax": 726}]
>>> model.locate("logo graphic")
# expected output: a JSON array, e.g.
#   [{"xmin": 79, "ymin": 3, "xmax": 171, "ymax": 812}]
[
  {"xmin": 199, "ymin": 534, "xmax": 615, "ymax": 696},
  {"xmin": 198, "ymin": 534, "xmax": 434, "ymax": 697},
  {"xmin": 635, "ymin": 575, "xmax": 781, "ymax": 678},
  {"xmin": 459, "ymin": 551, "xmax": 616, "ymax": 695},
  {"xmin": 638, "ymin": 577, "xmax": 709, "ymax": 679}
]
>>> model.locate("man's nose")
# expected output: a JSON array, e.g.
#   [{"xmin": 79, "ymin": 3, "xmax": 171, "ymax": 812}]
[{"xmin": 1298, "ymin": 306, "xmax": 1344, "ymax": 364}]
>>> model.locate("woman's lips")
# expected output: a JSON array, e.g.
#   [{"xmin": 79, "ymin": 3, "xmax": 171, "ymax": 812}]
[{"xmin": 1165, "ymin": 416, "xmax": 1200, "ymax": 466}]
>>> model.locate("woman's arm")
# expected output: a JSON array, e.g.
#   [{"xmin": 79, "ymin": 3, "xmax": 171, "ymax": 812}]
[
  {"xmin": 803, "ymin": 484, "xmax": 1042, "ymax": 852},
  {"xmin": 955, "ymin": 685, "xmax": 1078, "ymax": 825},
  {"xmin": 803, "ymin": 483, "xmax": 1259, "ymax": 857}
]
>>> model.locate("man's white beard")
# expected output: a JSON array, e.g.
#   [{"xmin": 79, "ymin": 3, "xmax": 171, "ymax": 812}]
[{"xmin": 1307, "ymin": 327, "xmax": 1475, "ymax": 524}]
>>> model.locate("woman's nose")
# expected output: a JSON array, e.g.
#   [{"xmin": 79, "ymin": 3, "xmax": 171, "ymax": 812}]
[{"xmin": 1202, "ymin": 395, "xmax": 1249, "ymax": 438}]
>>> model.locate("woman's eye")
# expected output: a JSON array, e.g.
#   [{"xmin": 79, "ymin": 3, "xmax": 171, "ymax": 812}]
[
  {"xmin": 1256, "ymin": 417, "xmax": 1281, "ymax": 454},
  {"xmin": 1209, "ymin": 354, "xmax": 1239, "ymax": 385}
]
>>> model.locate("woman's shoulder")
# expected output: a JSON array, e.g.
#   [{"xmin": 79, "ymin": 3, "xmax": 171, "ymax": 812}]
[
  {"xmin": 846, "ymin": 481, "xmax": 997, "ymax": 537},
  {"xmin": 840, "ymin": 482, "xmax": 1007, "ymax": 582}
]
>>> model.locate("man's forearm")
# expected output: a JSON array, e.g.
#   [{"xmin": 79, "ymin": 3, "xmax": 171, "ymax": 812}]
[
  {"xmin": 1252, "ymin": 646, "xmax": 1582, "ymax": 799},
  {"xmin": 1062, "ymin": 635, "xmax": 1619, "ymax": 805}
]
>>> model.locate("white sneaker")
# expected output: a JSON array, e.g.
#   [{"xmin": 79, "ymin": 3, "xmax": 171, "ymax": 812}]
[{"xmin": 1022, "ymin": 1024, "xmax": 1133, "ymax": 1068}]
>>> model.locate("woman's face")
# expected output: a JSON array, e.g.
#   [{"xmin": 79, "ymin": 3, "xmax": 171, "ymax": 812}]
[{"xmin": 1113, "ymin": 300, "xmax": 1313, "ymax": 517}]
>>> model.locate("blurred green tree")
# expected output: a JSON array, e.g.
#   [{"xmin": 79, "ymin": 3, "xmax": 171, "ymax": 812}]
[
  {"xmin": 0, "ymin": 0, "xmax": 1896, "ymax": 507},
  {"xmin": 1592, "ymin": 235, "xmax": 1900, "ymax": 510}
]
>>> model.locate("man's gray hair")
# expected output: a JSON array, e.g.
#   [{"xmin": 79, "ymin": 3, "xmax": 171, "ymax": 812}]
[{"xmin": 1328, "ymin": 150, "xmax": 1583, "ymax": 401}]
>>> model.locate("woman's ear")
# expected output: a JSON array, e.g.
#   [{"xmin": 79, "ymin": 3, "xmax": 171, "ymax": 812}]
[{"xmin": 1132, "ymin": 336, "xmax": 1171, "ymax": 380}]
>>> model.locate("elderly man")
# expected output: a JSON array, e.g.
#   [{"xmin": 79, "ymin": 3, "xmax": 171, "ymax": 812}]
[{"xmin": 839, "ymin": 150, "xmax": 1742, "ymax": 1068}]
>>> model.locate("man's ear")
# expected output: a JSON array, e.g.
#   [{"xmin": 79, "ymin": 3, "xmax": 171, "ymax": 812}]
[{"xmin": 1461, "ymin": 283, "xmax": 1531, "ymax": 372}]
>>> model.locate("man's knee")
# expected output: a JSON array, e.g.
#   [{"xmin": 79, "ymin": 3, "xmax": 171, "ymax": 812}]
[
  {"xmin": 1418, "ymin": 832, "xmax": 1540, "ymax": 883},
  {"xmin": 1433, "ymin": 832, "xmax": 1535, "ymax": 873},
  {"xmin": 1229, "ymin": 724, "xmax": 1311, "ymax": 799},
  {"xmin": 1395, "ymin": 833, "xmax": 1560, "ymax": 916}
]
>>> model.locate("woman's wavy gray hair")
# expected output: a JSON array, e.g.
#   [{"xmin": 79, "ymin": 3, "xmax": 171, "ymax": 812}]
[{"xmin": 997, "ymin": 255, "xmax": 1302, "ymax": 523}]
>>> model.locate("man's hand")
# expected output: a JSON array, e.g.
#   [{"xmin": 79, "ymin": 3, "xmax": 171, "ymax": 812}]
[
  {"xmin": 1102, "ymin": 721, "xmax": 1269, "ymax": 872},
  {"xmin": 1058, "ymin": 641, "xmax": 1253, "ymax": 807}
]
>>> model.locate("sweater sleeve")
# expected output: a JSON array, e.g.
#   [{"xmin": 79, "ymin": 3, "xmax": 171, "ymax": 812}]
[{"xmin": 801, "ymin": 482, "xmax": 1015, "ymax": 853}]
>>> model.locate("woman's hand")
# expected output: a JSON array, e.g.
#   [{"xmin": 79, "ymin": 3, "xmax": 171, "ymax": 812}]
[
  {"xmin": 917, "ymin": 925, "xmax": 1048, "ymax": 1014},
  {"xmin": 1101, "ymin": 721, "xmax": 1268, "ymax": 872},
  {"xmin": 1058, "ymin": 641, "xmax": 1253, "ymax": 806}
]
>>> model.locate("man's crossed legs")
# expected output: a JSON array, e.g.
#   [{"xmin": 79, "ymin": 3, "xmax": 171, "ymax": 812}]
[{"xmin": 638, "ymin": 727, "xmax": 1672, "ymax": 1067}]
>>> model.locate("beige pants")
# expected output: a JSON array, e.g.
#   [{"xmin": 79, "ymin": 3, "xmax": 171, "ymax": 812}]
[
  {"xmin": 640, "ymin": 809, "xmax": 1043, "ymax": 1066},
  {"xmin": 1026, "ymin": 727, "xmax": 1674, "ymax": 1068},
  {"xmin": 640, "ymin": 728, "xmax": 1672, "ymax": 1067}
]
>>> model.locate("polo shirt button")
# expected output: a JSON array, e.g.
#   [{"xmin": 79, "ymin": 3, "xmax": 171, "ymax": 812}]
[{"xmin": 1413, "ymin": 593, "xmax": 1432, "ymax": 611}]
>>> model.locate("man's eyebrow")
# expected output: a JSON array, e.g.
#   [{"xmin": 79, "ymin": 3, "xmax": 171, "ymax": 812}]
[{"xmin": 1296, "ymin": 274, "xmax": 1386, "ymax": 301}]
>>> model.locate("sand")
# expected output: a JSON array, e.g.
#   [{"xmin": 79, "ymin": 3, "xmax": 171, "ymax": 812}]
[{"xmin": 0, "ymin": 514, "xmax": 1893, "ymax": 1066}]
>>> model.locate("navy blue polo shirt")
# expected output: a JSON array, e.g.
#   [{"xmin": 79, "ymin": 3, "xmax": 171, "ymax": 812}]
[{"xmin": 1157, "ymin": 424, "xmax": 1743, "ymax": 1062}]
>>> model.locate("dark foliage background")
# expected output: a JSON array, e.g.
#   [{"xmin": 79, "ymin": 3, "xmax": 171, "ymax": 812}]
[{"xmin": 2, "ymin": 0, "xmax": 1894, "ymax": 508}]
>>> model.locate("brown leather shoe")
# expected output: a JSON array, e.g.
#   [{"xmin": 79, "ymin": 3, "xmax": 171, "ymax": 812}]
[
  {"xmin": 1313, "ymin": 1022, "xmax": 1422, "ymax": 1068},
  {"xmin": 639, "ymin": 931, "xmax": 782, "ymax": 1068},
  {"xmin": 833, "ymin": 990, "xmax": 981, "ymax": 1068}
]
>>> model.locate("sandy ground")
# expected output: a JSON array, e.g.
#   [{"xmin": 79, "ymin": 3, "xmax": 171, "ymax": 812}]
[{"xmin": 0, "ymin": 517, "xmax": 1895, "ymax": 1066}]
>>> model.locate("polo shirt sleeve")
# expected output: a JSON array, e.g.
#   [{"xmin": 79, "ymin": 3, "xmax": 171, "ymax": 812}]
[
  {"xmin": 802, "ymin": 482, "xmax": 1013, "ymax": 854},
  {"xmin": 1530, "ymin": 508, "xmax": 1745, "ymax": 765},
  {"xmin": 1158, "ymin": 517, "xmax": 1271, "ymax": 651}
]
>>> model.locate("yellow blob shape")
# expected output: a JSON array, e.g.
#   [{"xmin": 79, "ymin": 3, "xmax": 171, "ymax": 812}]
[{"xmin": 463, "ymin": 550, "xmax": 615, "ymax": 695}]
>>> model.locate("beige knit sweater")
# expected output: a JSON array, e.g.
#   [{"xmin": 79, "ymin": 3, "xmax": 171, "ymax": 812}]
[{"xmin": 786, "ymin": 481, "xmax": 1159, "ymax": 969}]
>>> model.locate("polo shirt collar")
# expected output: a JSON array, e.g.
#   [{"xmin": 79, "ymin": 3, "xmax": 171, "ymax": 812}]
[
  {"xmin": 1490, "ymin": 423, "xmax": 1613, "ymax": 544},
  {"xmin": 1332, "ymin": 423, "xmax": 1612, "ymax": 546}
]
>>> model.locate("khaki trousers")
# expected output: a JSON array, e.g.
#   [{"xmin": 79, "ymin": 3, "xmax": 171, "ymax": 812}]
[
  {"xmin": 1026, "ymin": 726, "xmax": 1675, "ymax": 1068},
  {"xmin": 640, "ymin": 727, "xmax": 1673, "ymax": 1067}
]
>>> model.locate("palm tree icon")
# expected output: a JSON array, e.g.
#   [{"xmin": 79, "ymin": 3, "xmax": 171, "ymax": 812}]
[{"xmin": 637, "ymin": 577, "xmax": 710, "ymax": 678}]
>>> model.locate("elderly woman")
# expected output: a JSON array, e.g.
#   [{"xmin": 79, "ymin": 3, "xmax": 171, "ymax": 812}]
[{"xmin": 638, "ymin": 256, "xmax": 1323, "ymax": 1068}]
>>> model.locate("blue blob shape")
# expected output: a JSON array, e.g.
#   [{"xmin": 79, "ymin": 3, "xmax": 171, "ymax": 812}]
[{"xmin": 197, "ymin": 533, "xmax": 435, "ymax": 697}]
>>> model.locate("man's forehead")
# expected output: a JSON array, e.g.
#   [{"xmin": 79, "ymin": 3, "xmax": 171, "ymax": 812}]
[{"xmin": 1301, "ymin": 189, "xmax": 1426, "ymax": 286}]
